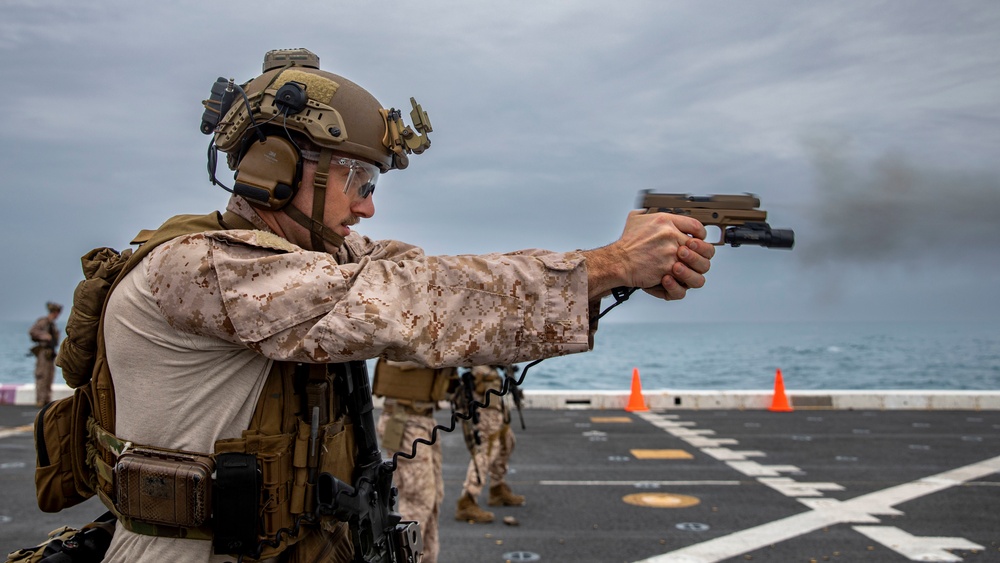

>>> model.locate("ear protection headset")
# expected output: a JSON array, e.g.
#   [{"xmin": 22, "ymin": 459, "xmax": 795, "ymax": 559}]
[{"xmin": 231, "ymin": 81, "xmax": 310, "ymax": 210}]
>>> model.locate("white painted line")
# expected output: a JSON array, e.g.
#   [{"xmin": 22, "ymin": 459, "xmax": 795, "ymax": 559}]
[
  {"xmin": 667, "ymin": 428, "xmax": 717, "ymax": 437},
  {"xmin": 0, "ymin": 425, "xmax": 32, "ymax": 439},
  {"xmin": 635, "ymin": 454, "xmax": 1000, "ymax": 563},
  {"xmin": 700, "ymin": 448, "xmax": 765, "ymax": 461},
  {"xmin": 649, "ymin": 420, "xmax": 693, "ymax": 428},
  {"xmin": 726, "ymin": 460, "xmax": 801, "ymax": 477},
  {"xmin": 758, "ymin": 477, "xmax": 845, "ymax": 497},
  {"xmin": 539, "ymin": 480, "xmax": 740, "ymax": 487},
  {"xmin": 682, "ymin": 437, "xmax": 738, "ymax": 448},
  {"xmin": 852, "ymin": 526, "xmax": 984, "ymax": 562}
]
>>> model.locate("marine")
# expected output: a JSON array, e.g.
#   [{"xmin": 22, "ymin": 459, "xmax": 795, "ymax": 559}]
[{"xmin": 26, "ymin": 47, "xmax": 714, "ymax": 563}]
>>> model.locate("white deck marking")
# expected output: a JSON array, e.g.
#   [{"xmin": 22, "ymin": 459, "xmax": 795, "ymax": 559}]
[
  {"xmin": 667, "ymin": 428, "xmax": 718, "ymax": 437},
  {"xmin": 636, "ymin": 454, "xmax": 1000, "ymax": 563},
  {"xmin": 682, "ymin": 437, "xmax": 738, "ymax": 448},
  {"xmin": 700, "ymin": 447, "xmax": 765, "ymax": 461},
  {"xmin": 725, "ymin": 460, "xmax": 801, "ymax": 477},
  {"xmin": 854, "ymin": 526, "xmax": 985, "ymax": 562},
  {"xmin": 539, "ymin": 480, "xmax": 740, "ymax": 487},
  {"xmin": 852, "ymin": 526, "xmax": 984, "ymax": 562},
  {"xmin": 0, "ymin": 425, "xmax": 32, "ymax": 439},
  {"xmin": 758, "ymin": 477, "xmax": 845, "ymax": 497}
]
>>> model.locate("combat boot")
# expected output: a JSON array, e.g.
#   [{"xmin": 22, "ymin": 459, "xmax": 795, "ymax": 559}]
[
  {"xmin": 488, "ymin": 483, "xmax": 526, "ymax": 506},
  {"xmin": 455, "ymin": 493, "xmax": 494, "ymax": 523}
]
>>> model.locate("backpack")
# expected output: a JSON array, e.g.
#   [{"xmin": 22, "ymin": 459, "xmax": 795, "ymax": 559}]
[
  {"xmin": 33, "ymin": 211, "xmax": 361, "ymax": 560},
  {"xmin": 36, "ymin": 212, "xmax": 235, "ymax": 513},
  {"xmin": 35, "ymin": 246, "xmax": 132, "ymax": 512}
]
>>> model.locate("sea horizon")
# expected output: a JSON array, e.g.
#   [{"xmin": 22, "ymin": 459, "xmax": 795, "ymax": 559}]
[{"xmin": 3, "ymin": 319, "xmax": 998, "ymax": 391}]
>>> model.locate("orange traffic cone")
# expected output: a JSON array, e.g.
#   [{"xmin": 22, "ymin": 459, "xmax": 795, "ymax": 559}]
[
  {"xmin": 625, "ymin": 368, "xmax": 649, "ymax": 412},
  {"xmin": 768, "ymin": 369, "xmax": 793, "ymax": 412}
]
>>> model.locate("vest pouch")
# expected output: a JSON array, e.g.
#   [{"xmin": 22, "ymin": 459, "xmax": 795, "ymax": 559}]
[
  {"xmin": 318, "ymin": 421, "xmax": 355, "ymax": 497},
  {"xmin": 282, "ymin": 520, "xmax": 354, "ymax": 563},
  {"xmin": 373, "ymin": 362, "xmax": 455, "ymax": 403},
  {"xmin": 114, "ymin": 448, "xmax": 214, "ymax": 528},
  {"xmin": 33, "ymin": 390, "xmax": 93, "ymax": 513},
  {"xmin": 289, "ymin": 417, "xmax": 355, "ymax": 517},
  {"xmin": 429, "ymin": 367, "xmax": 456, "ymax": 402},
  {"xmin": 215, "ymin": 430, "xmax": 297, "ymax": 559}
]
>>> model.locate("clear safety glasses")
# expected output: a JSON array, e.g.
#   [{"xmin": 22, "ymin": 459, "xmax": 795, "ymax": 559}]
[{"xmin": 333, "ymin": 156, "xmax": 379, "ymax": 199}]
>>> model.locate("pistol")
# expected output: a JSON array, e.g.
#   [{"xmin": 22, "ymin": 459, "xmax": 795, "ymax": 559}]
[{"xmin": 638, "ymin": 191, "xmax": 794, "ymax": 249}]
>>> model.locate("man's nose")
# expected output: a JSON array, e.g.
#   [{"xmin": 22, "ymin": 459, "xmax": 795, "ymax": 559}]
[{"xmin": 353, "ymin": 195, "xmax": 375, "ymax": 219}]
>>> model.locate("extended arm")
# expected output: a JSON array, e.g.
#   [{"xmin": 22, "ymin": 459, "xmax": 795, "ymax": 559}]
[{"xmin": 583, "ymin": 210, "xmax": 715, "ymax": 301}]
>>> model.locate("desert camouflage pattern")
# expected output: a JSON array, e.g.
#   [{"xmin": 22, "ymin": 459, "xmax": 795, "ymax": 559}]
[
  {"xmin": 145, "ymin": 200, "xmax": 595, "ymax": 368},
  {"xmin": 375, "ymin": 402, "xmax": 443, "ymax": 563},
  {"xmin": 461, "ymin": 366, "xmax": 515, "ymax": 499}
]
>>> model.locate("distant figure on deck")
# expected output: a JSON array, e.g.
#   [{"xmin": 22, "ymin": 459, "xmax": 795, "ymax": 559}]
[
  {"xmin": 454, "ymin": 365, "xmax": 525, "ymax": 523},
  {"xmin": 374, "ymin": 358, "xmax": 458, "ymax": 563},
  {"xmin": 28, "ymin": 302, "xmax": 62, "ymax": 406}
]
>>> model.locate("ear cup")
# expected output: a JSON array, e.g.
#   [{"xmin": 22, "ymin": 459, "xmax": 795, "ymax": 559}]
[{"xmin": 233, "ymin": 136, "xmax": 301, "ymax": 209}]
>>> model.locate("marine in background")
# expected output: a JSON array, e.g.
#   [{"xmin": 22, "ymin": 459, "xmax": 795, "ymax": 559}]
[
  {"xmin": 28, "ymin": 302, "xmax": 62, "ymax": 407},
  {"xmin": 373, "ymin": 359, "xmax": 457, "ymax": 563},
  {"xmin": 454, "ymin": 365, "xmax": 525, "ymax": 523}
]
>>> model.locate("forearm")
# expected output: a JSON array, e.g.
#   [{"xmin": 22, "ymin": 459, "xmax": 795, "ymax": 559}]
[{"xmin": 325, "ymin": 250, "xmax": 593, "ymax": 366}]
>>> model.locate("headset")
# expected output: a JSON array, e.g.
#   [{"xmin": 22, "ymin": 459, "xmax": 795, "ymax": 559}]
[{"xmin": 202, "ymin": 78, "xmax": 311, "ymax": 210}]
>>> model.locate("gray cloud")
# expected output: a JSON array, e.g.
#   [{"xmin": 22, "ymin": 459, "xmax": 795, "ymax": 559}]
[{"xmin": 2, "ymin": 1, "xmax": 999, "ymax": 324}]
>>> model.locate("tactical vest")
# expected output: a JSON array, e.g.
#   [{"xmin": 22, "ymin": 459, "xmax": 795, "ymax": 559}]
[
  {"xmin": 372, "ymin": 360, "xmax": 455, "ymax": 405},
  {"xmin": 372, "ymin": 360, "xmax": 456, "ymax": 453},
  {"xmin": 51, "ymin": 211, "xmax": 356, "ymax": 560},
  {"xmin": 471, "ymin": 367, "xmax": 503, "ymax": 398}
]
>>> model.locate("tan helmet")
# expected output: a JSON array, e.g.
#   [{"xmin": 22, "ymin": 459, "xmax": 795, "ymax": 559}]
[
  {"xmin": 201, "ymin": 49, "xmax": 432, "ymax": 250},
  {"xmin": 208, "ymin": 48, "xmax": 431, "ymax": 174}
]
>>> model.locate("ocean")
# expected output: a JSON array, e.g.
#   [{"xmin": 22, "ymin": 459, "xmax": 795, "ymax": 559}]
[{"xmin": 2, "ymin": 320, "xmax": 998, "ymax": 391}]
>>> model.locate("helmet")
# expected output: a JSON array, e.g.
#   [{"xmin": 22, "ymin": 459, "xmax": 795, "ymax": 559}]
[
  {"xmin": 200, "ymin": 49, "xmax": 432, "ymax": 249},
  {"xmin": 209, "ymin": 48, "xmax": 431, "ymax": 174}
]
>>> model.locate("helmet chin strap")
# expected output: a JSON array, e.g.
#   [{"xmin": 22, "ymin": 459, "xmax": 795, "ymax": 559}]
[{"xmin": 282, "ymin": 148, "xmax": 345, "ymax": 251}]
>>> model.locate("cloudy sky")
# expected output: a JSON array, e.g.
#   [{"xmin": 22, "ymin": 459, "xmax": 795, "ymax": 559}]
[{"xmin": 2, "ymin": 1, "xmax": 999, "ymax": 324}]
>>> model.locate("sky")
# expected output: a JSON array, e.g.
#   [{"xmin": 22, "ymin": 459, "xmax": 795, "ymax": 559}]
[{"xmin": 2, "ymin": 0, "xmax": 999, "ymax": 324}]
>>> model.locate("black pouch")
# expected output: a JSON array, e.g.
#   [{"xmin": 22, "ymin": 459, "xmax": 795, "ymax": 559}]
[{"xmin": 213, "ymin": 452, "xmax": 261, "ymax": 555}]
